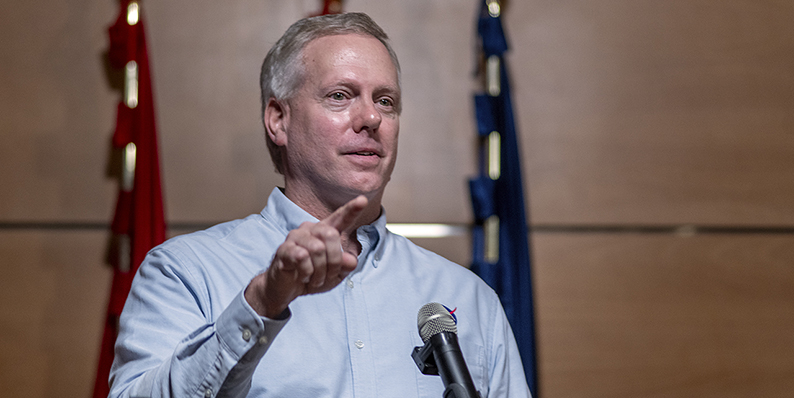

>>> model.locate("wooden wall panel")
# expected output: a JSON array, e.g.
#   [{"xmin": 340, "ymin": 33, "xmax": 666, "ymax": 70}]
[
  {"xmin": 0, "ymin": 0, "xmax": 118, "ymax": 222},
  {"xmin": 0, "ymin": 231, "xmax": 111, "ymax": 398},
  {"xmin": 508, "ymin": 0, "xmax": 794, "ymax": 226},
  {"xmin": 532, "ymin": 233, "xmax": 794, "ymax": 397}
]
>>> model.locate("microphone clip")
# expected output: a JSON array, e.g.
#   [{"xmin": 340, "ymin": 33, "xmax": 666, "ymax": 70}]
[{"xmin": 412, "ymin": 340, "xmax": 439, "ymax": 376}]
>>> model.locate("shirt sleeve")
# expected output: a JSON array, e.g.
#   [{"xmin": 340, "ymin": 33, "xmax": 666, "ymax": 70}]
[
  {"xmin": 108, "ymin": 247, "xmax": 289, "ymax": 398},
  {"xmin": 486, "ymin": 296, "xmax": 533, "ymax": 398}
]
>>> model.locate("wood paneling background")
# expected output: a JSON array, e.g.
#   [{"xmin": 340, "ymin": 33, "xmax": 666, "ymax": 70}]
[
  {"xmin": 1, "ymin": 0, "xmax": 793, "ymax": 397},
  {"xmin": 0, "ymin": 231, "xmax": 111, "ymax": 397},
  {"xmin": 533, "ymin": 233, "xmax": 794, "ymax": 397},
  {"xmin": 511, "ymin": 0, "xmax": 794, "ymax": 226}
]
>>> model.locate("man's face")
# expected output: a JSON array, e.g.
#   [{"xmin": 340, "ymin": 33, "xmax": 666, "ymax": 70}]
[{"xmin": 273, "ymin": 33, "xmax": 400, "ymax": 206}]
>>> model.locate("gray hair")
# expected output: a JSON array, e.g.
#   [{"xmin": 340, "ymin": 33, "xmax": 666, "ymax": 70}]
[{"xmin": 260, "ymin": 12, "xmax": 401, "ymax": 174}]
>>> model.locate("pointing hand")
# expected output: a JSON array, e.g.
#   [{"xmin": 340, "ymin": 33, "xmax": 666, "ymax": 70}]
[{"xmin": 245, "ymin": 195, "xmax": 368, "ymax": 318}]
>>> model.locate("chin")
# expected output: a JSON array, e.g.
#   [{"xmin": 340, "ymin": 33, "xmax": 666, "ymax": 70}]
[{"xmin": 343, "ymin": 179, "xmax": 388, "ymax": 198}]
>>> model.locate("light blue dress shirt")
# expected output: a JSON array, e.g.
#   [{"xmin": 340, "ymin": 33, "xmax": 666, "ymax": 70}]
[{"xmin": 110, "ymin": 188, "xmax": 531, "ymax": 398}]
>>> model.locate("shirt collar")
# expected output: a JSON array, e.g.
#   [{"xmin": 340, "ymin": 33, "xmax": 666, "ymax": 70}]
[
  {"xmin": 261, "ymin": 187, "xmax": 319, "ymax": 233},
  {"xmin": 261, "ymin": 188, "xmax": 389, "ymax": 257}
]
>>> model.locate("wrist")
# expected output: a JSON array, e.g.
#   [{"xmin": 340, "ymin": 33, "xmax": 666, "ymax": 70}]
[{"xmin": 245, "ymin": 273, "xmax": 289, "ymax": 319}]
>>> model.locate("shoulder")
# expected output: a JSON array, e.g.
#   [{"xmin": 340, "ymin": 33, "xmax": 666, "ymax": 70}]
[
  {"xmin": 153, "ymin": 214, "xmax": 284, "ymax": 264},
  {"xmin": 383, "ymin": 230, "xmax": 499, "ymax": 302},
  {"xmin": 130, "ymin": 213, "xmax": 284, "ymax": 320},
  {"xmin": 386, "ymin": 231, "xmax": 481, "ymax": 272},
  {"xmin": 138, "ymin": 214, "xmax": 284, "ymax": 289},
  {"xmin": 165, "ymin": 213, "xmax": 276, "ymax": 248}
]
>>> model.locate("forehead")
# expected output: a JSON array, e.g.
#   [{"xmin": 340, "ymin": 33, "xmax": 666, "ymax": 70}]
[{"xmin": 300, "ymin": 34, "xmax": 399, "ymax": 84}]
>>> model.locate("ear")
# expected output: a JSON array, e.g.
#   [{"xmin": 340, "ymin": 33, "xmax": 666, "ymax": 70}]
[{"xmin": 264, "ymin": 98, "xmax": 289, "ymax": 146}]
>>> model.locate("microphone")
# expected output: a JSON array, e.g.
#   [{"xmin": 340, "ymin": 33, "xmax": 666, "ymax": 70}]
[{"xmin": 412, "ymin": 302, "xmax": 480, "ymax": 398}]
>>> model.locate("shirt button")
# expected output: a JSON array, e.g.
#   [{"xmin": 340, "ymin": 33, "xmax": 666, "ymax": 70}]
[
  {"xmin": 258, "ymin": 335, "xmax": 268, "ymax": 345},
  {"xmin": 354, "ymin": 340, "xmax": 365, "ymax": 349},
  {"xmin": 347, "ymin": 279, "xmax": 354, "ymax": 289},
  {"xmin": 204, "ymin": 388, "xmax": 213, "ymax": 398},
  {"xmin": 242, "ymin": 329, "xmax": 252, "ymax": 342}
]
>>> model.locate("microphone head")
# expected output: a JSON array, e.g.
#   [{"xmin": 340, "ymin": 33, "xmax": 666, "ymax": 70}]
[{"xmin": 417, "ymin": 302, "xmax": 457, "ymax": 343}]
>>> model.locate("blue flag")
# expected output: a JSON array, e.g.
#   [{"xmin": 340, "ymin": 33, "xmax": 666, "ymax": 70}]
[{"xmin": 469, "ymin": 2, "xmax": 538, "ymax": 394}]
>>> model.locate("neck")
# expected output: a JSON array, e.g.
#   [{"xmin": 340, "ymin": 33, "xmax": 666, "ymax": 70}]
[{"xmin": 282, "ymin": 184, "xmax": 384, "ymax": 254}]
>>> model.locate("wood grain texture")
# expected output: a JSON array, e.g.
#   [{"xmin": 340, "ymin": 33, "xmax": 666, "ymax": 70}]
[
  {"xmin": 507, "ymin": 0, "xmax": 794, "ymax": 226},
  {"xmin": 0, "ymin": 231, "xmax": 111, "ymax": 398},
  {"xmin": 532, "ymin": 232, "xmax": 794, "ymax": 397}
]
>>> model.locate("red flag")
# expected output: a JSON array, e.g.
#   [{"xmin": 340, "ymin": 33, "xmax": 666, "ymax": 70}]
[
  {"xmin": 312, "ymin": 0, "xmax": 344, "ymax": 16},
  {"xmin": 93, "ymin": 1, "xmax": 166, "ymax": 397}
]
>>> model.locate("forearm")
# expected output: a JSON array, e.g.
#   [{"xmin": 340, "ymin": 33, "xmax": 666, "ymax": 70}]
[
  {"xmin": 109, "ymin": 247, "xmax": 289, "ymax": 398},
  {"xmin": 111, "ymin": 290, "xmax": 288, "ymax": 398}
]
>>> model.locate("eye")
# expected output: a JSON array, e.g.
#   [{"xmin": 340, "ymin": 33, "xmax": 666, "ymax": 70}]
[
  {"xmin": 378, "ymin": 97, "xmax": 393, "ymax": 107},
  {"xmin": 330, "ymin": 92, "xmax": 345, "ymax": 100}
]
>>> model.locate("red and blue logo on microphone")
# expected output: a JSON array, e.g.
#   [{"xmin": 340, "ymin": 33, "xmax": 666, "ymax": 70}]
[{"xmin": 442, "ymin": 304, "xmax": 457, "ymax": 325}]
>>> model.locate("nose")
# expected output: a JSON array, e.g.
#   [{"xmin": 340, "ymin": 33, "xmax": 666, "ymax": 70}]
[{"xmin": 352, "ymin": 99, "xmax": 382, "ymax": 133}]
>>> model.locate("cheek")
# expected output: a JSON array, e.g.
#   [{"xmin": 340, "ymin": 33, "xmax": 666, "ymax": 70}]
[
  {"xmin": 307, "ymin": 112, "xmax": 350, "ymax": 143},
  {"xmin": 327, "ymin": 113, "xmax": 352, "ymax": 132},
  {"xmin": 292, "ymin": 111, "xmax": 338, "ymax": 141},
  {"xmin": 384, "ymin": 121, "xmax": 399, "ymax": 153}
]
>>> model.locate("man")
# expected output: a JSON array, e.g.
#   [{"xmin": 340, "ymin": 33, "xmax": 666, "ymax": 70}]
[{"xmin": 110, "ymin": 12, "xmax": 530, "ymax": 398}]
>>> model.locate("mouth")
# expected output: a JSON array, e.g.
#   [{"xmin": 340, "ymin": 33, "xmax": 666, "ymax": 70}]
[
  {"xmin": 343, "ymin": 149, "xmax": 384, "ymax": 167},
  {"xmin": 345, "ymin": 149, "xmax": 381, "ymax": 157}
]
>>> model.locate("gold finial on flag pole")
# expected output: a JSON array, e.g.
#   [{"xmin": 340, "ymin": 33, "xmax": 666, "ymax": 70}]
[
  {"xmin": 124, "ymin": 61, "xmax": 139, "ymax": 108},
  {"xmin": 122, "ymin": 143, "xmax": 137, "ymax": 192},
  {"xmin": 486, "ymin": 55, "xmax": 501, "ymax": 97},
  {"xmin": 127, "ymin": 1, "xmax": 140, "ymax": 25},
  {"xmin": 487, "ymin": 0, "xmax": 501, "ymax": 17},
  {"xmin": 484, "ymin": 215, "xmax": 500, "ymax": 262},
  {"xmin": 488, "ymin": 131, "xmax": 501, "ymax": 180}
]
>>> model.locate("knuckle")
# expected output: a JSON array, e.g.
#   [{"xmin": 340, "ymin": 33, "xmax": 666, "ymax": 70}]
[
  {"xmin": 318, "ymin": 227, "xmax": 339, "ymax": 241},
  {"xmin": 287, "ymin": 246, "xmax": 309, "ymax": 263},
  {"xmin": 305, "ymin": 239, "xmax": 326, "ymax": 255},
  {"xmin": 275, "ymin": 244, "xmax": 292, "ymax": 260}
]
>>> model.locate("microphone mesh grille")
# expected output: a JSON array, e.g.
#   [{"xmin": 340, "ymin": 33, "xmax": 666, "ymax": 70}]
[{"xmin": 417, "ymin": 302, "xmax": 457, "ymax": 343}]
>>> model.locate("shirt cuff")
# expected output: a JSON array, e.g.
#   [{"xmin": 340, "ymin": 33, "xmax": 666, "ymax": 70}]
[{"xmin": 215, "ymin": 290, "xmax": 290, "ymax": 360}]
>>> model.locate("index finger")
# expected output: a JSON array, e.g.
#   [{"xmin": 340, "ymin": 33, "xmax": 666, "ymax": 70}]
[{"xmin": 322, "ymin": 195, "xmax": 368, "ymax": 233}]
